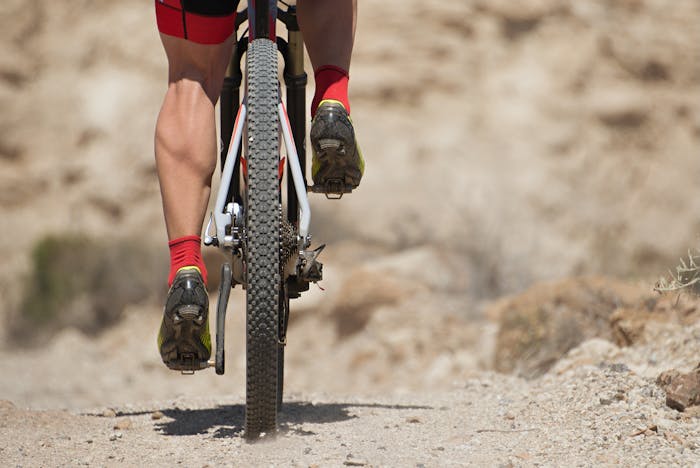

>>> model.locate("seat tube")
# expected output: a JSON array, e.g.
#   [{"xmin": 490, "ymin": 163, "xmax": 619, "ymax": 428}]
[
  {"xmin": 221, "ymin": 39, "xmax": 244, "ymax": 204},
  {"xmin": 220, "ymin": 46, "xmax": 241, "ymax": 171},
  {"xmin": 249, "ymin": 0, "xmax": 277, "ymax": 40},
  {"xmin": 284, "ymin": 6, "xmax": 307, "ymax": 225}
]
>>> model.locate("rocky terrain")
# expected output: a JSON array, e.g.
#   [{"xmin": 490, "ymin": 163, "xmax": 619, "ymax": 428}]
[{"xmin": 1, "ymin": 0, "xmax": 700, "ymax": 465}]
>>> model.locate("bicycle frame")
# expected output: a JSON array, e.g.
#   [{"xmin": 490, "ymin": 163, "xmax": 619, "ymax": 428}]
[
  {"xmin": 205, "ymin": 1, "xmax": 311, "ymax": 249},
  {"xmin": 204, "ymin": 1, "xmax": 320, "ymax": 286}
]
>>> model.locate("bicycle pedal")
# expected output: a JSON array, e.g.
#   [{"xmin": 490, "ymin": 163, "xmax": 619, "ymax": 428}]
[
  {"xmin": 179, "ymin": 353, "xmax": 198, "ymax": 375},
  {"xmin": 311, "ymin": 178, "xmax": 352, "ymax": 199}
]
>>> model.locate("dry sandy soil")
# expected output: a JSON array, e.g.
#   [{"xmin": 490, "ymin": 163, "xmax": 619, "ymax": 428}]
[{"xmin": 1, "ymin": 0, "xmax": 700, "ymax": 465}]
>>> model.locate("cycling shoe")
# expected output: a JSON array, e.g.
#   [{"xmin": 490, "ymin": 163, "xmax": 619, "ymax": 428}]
[
  {"xmin": 157, "ymin": 267, "xmax": 211, "ymax": 371},
  {"xmin": 310, "ymin": 100, "xmax": 364, "ymax": 196}
]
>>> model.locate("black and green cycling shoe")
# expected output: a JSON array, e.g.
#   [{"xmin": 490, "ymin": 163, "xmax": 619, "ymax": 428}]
[
  {"xmin": 310, "ymin": 99, "xmax": 364, "ymax": 196},
  {"xmin": 157, "ymin": 267, "xmax": 211, "ymax": 372}
]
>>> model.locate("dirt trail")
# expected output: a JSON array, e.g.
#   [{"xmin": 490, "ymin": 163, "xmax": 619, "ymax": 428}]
[
  {"xmin": 3, "ymin": 368, "xmax": 700, "ymax": 466},
  {"xmin": 2, "ymin": 282, "xmax": 700, "ymax": 465},
  {"xmin": 1, "ymin": 0, "xmax": 700, "ymax": 465}
]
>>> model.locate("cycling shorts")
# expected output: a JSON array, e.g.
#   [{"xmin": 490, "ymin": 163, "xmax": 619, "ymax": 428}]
[{"xmin": 155, "ymin": 0, "xmax": 240, "ymax": 45}]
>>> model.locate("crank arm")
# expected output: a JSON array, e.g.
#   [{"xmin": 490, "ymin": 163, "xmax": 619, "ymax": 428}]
[{"xmin": 213, "ymin": 262, "xmax": 232, "ymax": 375}]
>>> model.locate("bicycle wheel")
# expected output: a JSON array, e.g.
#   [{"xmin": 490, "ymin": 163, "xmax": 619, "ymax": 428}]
[{"xmin": 244, "ymin": 38, "xmax": 282, "ymax": 437}]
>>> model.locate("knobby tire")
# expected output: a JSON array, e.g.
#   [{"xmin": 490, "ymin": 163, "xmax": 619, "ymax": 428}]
[{"xmin": 244, "ymin": 38, "xmax": 282, "ymax": 438}]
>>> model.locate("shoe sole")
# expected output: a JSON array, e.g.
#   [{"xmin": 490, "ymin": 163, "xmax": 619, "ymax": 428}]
[{"xmin": 160, "ymin": 306, "xmax": 211, "ymax": 372}]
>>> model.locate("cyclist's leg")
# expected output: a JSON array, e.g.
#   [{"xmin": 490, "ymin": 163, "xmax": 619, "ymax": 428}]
[
  {"xmin": 297, "ymin": 0, "xmax": 364, "ymax": 192},
  {"xmin": 155, "ymin": 34, "xmax": 234, "ymax": 284},
  {"xmin": 154, "ymin": 0, "xmax": 236, "ymax": 369},
  {"xmin": 297, "ymin": 0, "xmax": 356, "ymax": 114}
]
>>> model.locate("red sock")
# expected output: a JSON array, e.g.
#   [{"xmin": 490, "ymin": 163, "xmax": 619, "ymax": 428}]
[
  {"xmin": 168, "ymin": 235, "xmax": 207, "ymax": 286},
  {"xmin": 311, "ymin": 65, "xmax": 350, "ymax": 118}
]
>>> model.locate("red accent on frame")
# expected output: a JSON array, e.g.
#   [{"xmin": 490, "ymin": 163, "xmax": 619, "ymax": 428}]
[
  {"xmin": 227, "ymin": 105, "xmax": 244, "ymax": 156},
  {"xmin": 279, "ymin": 156, "xmax": 286, "ymax": 182},
  {"xmin": 269, "ymin": 13, "xmax": 276, "ymax": 40}
]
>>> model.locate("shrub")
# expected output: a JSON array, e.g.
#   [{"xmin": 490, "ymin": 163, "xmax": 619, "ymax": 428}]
[
  {"xmin": 655, "ymin": 250, "xmax": 700, "ymax": 296},
  {"xmin": 10, "ymin": 234, "xmax": 167, "ymax": 344}
]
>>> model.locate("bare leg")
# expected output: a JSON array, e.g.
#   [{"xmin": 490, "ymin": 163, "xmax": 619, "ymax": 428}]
[
  {"xmin": 297, "ymin": 0, "xmax": 357, "ymax": 71},
  {"xmin": 155, "ymin": 34, "xmax": 234, "ymax": 240}
]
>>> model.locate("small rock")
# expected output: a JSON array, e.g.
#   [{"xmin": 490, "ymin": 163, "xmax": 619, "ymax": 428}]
[
  {"xmin": 109, "ymin": 433, "xmax": 122, "ymax": 442},
  {"xmin": 151, "ymin": 411, "xmax": 164, "ymax": 420},
  {"xmin": 657, "ymin": 370, "xmax": 682, "ymax": 387},
  {"xmin": 504, "ymin": 412, "xmax": 516, "ymax": 420},
  {"xmin": 608, "ymin": 363, "xmax": 630, "ymax": 373},
  {"xmin": 102, "ymin": 409, "xmax": 117, "ymax": 418},
  {"xmin": 406, "ymin": 416, "xmax": 421, "ymax": 424},
  {"xmin": 656, "ymin": 366, "xmax": 700, "ymax": 411},
  {"xmin": 113, "ymin": 419, "xmax": 132, "ymax": 430}
]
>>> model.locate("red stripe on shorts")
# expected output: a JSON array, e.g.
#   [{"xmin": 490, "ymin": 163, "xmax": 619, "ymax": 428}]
[
  {"xmin": 155, "ymin": 1, "xmax": 185, "ymax": 39},
  {"xmin": 185, "ymin": 11, "xmax": 236, "ymax": 44},
  {"xmin": 155, "ymin": 1, "xmax": 236, "ymax": 45}
]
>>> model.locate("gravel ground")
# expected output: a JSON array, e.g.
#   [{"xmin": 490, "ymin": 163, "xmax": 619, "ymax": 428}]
[{"xmin": 3, "ymin": 367, "xmax": 700, "ymax": 467}]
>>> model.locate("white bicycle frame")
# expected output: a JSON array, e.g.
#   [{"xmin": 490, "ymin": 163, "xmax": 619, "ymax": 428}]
[{"xmin": 204, "ymin": 95, "xmax": 312, "ymax": 251}]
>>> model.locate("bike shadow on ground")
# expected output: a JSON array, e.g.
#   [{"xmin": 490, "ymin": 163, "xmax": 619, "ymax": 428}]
[{"xmin": 145, "ymin": 401, "xmax": 432, "ymax": 438}]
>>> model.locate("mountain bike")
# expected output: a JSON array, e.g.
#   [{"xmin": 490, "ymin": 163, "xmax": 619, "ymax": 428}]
[{"xmin": 202, "ymin": 1, "xmax": 324, "ymax": 438}]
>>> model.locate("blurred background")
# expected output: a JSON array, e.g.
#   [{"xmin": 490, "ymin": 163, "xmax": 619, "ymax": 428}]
[{"xmin": 0, "ymin": 0, "xmax": 698, "ymax": 409}]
